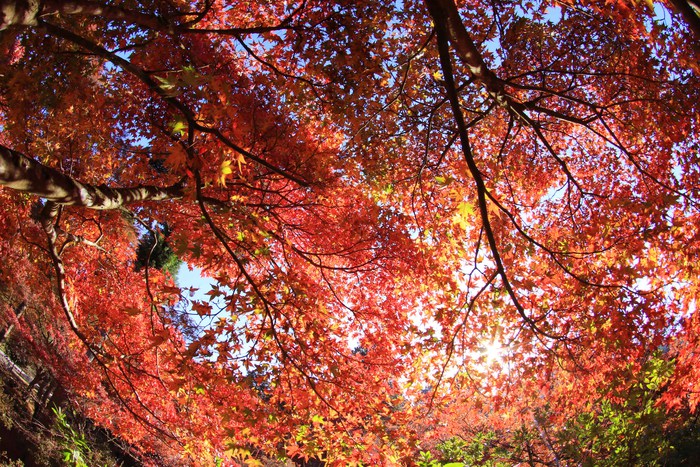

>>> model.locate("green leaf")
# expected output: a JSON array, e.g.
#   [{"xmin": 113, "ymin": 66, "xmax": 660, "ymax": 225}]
[
  {"xmin": 170, "ymin": 119, "xmax": 187, "ymax": 136},
  {"xmin": 155, "ymin": 75, "xmax": 180, "ymax": 96},
  {"xmin": 181, "ymin": 66, "xmax": 202, "ymax": 86},
  {"xmin": 311, "ymin": 414, "xmax": 325, "ymax": 425}
]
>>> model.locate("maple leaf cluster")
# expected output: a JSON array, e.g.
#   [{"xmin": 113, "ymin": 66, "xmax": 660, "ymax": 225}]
[{"xmin": 0, "ymin": 0, "xmax": 698, "ymax": 464}]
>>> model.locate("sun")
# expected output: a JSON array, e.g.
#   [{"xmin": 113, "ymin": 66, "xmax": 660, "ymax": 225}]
[{"xmin": 483, "ymin": 340, "xmax": 504, "ymax": 365}]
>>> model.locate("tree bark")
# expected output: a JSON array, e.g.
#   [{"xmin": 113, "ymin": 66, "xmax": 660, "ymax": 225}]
[
  {"xmin": 424, "ymin": 0, "xmax": 511, "ymax": 105},
  {"xmin": 0, "ymin": 144, "xmax": 184, "ymax": 209},
  {"xmin": 0, "ymin": 0, "xmax": 40, "ymax": 29},
  {"xmin": 0, "ymin": 301, "xmax": 26, "ymax": 342},
  {"xmin": 0, "ymin": 0, "xmax": 164, "ymax": 31}
]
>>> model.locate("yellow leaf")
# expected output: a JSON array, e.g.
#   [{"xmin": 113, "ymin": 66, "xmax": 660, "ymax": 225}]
[
  {"xmin": 458, "ymin": 201, "xmax": 475, "ymax": 217},
  {"xmin": 452, "ymin": 201, "xmax": 475, "ymax": 230},
  {"xmin": 170, "ymin": 119, "xmax": 187, "ymax": 136},
  {"xmin": 219, "ymin": 159, "xmax": 233, "ymax": 186},
  {"xmin": 236, "ymin": 152, "xmax": 247, "ymax": 171}
]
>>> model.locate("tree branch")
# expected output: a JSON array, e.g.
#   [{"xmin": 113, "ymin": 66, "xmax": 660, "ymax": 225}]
[
  {"xmin": 41, "ymin": 21, "xmax": 311, "ymax": 187},
  {"xmin": 0, "ymin": 144, "xmax": 184, "ymax": 208},
  {"xmin": 426, "ymin": 0, "xmax": 562, "ymax": 340}
]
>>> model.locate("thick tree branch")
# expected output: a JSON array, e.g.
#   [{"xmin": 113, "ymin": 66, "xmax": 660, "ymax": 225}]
[
  {"xmin": 0, "ymin": 0, "xmax": 163, "ymax": 30},
  {"xmin": 39, "ymin": 203, "xmax": 79, "ymax": 328},
  {"xmin": 0, "ymin": 0, "xmax": 39, "ymax": 29},
  {"xmin": 423, "ymin": 0, "xmax": 527, "ymax": 119},
  {"xmin": 427, "ymin": 3, "xmax": 562, "ymax": 340},
  {"xmin": 0, "ymin": 144, "xmax": 184, "ymax": 208},
  {"xmin": 424, "ymin": 0, "xmax": 594, "ymax": 198}
]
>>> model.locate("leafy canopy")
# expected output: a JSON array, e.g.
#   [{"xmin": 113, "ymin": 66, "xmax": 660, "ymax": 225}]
[{"xmin": 0, "ymin": 0, "xmax": 698, "ymax": 463}]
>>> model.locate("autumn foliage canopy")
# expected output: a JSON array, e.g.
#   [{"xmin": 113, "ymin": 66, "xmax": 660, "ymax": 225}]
[{"xmin": 0, "ymin": 0, "xmax": 699, "ymax": 464}]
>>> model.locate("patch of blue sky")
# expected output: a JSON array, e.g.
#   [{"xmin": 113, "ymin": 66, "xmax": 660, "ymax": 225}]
[
  {"xmin": 175, "ymin": 263, "xmax": 259, "ymax": 366},
  {"xmin": 175, "ymin": 264, "xmax": 231, "ymax": 337}
]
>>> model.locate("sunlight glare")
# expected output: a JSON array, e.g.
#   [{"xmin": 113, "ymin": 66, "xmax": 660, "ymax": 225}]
[{"xmin": 483, "ymin": 340, "xmax": 504, "ymax": 365}]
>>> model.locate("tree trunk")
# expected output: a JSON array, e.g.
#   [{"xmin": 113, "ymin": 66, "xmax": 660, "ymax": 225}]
[{"xmin": 0, "ymin": 301, "xmax": 25, "ymax": 342}]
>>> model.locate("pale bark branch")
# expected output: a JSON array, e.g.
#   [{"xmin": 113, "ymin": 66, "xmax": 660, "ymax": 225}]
[
  {"xmin": 0, "ymin": 0, "xmax": 40, "ymax": 29},
  {"xmin": 0, "ymin": 144, "xmax": 184, "ymax": 209},
  {"xmin": 1, "ymin": 0, "xmax": 164, "ymax": 31}
]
